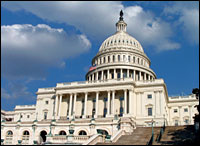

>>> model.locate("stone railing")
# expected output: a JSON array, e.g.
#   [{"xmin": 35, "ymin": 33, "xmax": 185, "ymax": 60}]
[
  {"xmin": 136, "ymin": 79, "xmax": 164, "ymax": 85},
  {"xmin": 73, "ymin": 135, "xmax": 90, "ymax": 142},
  {"xmin": 15, "ymin": 105, "xmax": 36, "ymax": 109},
  {"xmin": 57, "ymin": 78, "xmax": 135, "ymax": 87},
  {"xmin": 168, "ymin": 94, "xmax": 197, "ymax": 102},
  {"xmin": 47, "ymin": 135, "xmax": 90, "ymax": 144},
  {"xmin": 111, "ymin": 129, "xmax": 124, "ymax": 143},
  {"xmin": 37, "ymin": 87, "xmax": 55, "ymax": 93},
  {"xmin": 82, "ymin": 134, "xmax": 102, "ymax": 145}
]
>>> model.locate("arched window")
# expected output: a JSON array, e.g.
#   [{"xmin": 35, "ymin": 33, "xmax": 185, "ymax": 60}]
[
  {"xmin": 133, "ymin": 57, "xmax": 135, "ymax": 63},
  {"xmin": 79, "ymin": 130, "xmax": 87, "ymax": 135},
  {"xmin": 113, "ymin": 55, "xmax": 115, "ymax": 62},
  {"xmin": 138, "ymin": 58, "xmax": 140, "ymax": 64},
  {"xmin": 118, "ymin": 55, "xmax": 120, "ymax": 62},
  {"xmin": 5, "ymin": 131, "xmax": 13, "ymax": 144},
  {"xmin": 22, "ymin": 130, "xmax": 30, "ymax": 144},
  {"xmin": 104, "ymin": 57, "xmax": 106, "ymax": 63},
  {"xmin": 59, "ymin": 131, "xmax": 67, "ymax": 135}
]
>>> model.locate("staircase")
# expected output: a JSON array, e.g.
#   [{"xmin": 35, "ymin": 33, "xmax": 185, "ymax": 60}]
[
  {"xmin": 154, "ymin": 125, "xmax": 196, "ymax": 145},
  {"xmin": 97, "ymin": 127, "xmax": 160, "ymax": 145}
]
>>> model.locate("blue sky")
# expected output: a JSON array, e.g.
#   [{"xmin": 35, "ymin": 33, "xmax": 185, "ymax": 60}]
[{"xmin": 1, "ymin": 1, "xmax": 199, "ymax": 111}]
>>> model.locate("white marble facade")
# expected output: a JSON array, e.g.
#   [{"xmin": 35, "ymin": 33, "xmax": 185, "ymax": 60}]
[{"xmin": 1, "ymin": 12, "xmax": 198, "ymax": 145}]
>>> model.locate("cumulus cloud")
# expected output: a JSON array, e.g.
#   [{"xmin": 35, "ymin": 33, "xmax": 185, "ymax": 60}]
[
  {"xmin": 1, "ymin": 24, "xmax": 91, "ymax": 80},
  {"xmin": 163, "ymin": 1, "xmax": 199, "ymax": 44},
  {"xmin": 124, "ymin": 6, "xmax": 180, "ymax": 51},
  {"xmin": 2, "ymin": 1, "xmax": 180, "ymax": 52}
]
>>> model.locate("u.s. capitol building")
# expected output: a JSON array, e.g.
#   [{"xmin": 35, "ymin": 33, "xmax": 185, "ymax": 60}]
[{"xmin": 1, "ymin": 11, "xmax": 198, "ymax": 145}]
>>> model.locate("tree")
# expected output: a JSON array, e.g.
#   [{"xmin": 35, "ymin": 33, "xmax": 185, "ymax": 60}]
[{"xmin": 192, "ymin": 88, "xmax": 199, "ymax": 123}]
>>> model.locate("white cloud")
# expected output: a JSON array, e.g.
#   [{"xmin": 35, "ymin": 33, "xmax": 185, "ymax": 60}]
[
  {"xmin": 124, "ymin": 6, "xmax": 180, "ymax": 52},
  {"xmin": 163, "ymin": 1, "xmax": 199, "ymax": 44},
  {"xmin": 1, "ymin": 82, "xmax": 34, "ymax": 100},
  {"xmin": 2, "ymin": 1, "xmax": 180, "ymax": 52},
  {"xmin": 1, "ymin": 24, "xmax": 91, "ymax": 80}
]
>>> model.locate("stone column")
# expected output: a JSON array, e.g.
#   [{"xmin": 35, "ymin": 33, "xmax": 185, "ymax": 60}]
[
  {"xmin": 69, "ymin": 94, "xmax": 73, "ymax": 118},
  {"xmin": 101, "ymin": 70, "xmax": 104, "ymax": 80},
  {"xmin": 55, "ymin": 94, "xmax": 59, "ymax": 117},
  {"xmin": 168, "ymin": 107, "xmax": 171, "ymax": 125},
  {"xmin": 127, "ymin": 69, "xmax": 129, "ymax": 78},
  {"xmin": 124, "ymin": 89, "xmax": 127, "ymax": 114},
  {"xmin": 114, "ymin": 69, "xmax": 116, "ymax": 79},
  {"xmin": 107, "ymin": 91, "xmax": 111, "ymax": 116},
  {"xmin": 120, "ymin": 69, "xmax": 123, "ymax": 78},
  {"xmin": 133, "ymin": 70, "xmax": 136, "ymax": 81},
  {"xmin": 129, "ymin": 89, "xmax": 133, "ymax": 114},
  {"xmin": 107, "ymin": 69, "xmax": 110, "ymax": 80},
  {"xmin": 112, "ymin": 91, "xmax": 115, "ymax": 116},
  {"xmin": 95, "ymin": 92, "xmax": 99, "ymax": 118},
  {"xmin": 189, "ymin": 105, "xmax": 192, "ymax": 124},
  {"xmin": 83, "ymin": 92, "xmax": 88, "ymax": 118},
  {"xmin": 178, "ymin": 106, "xmax": 182, "ymax": 125},
  {"xmin": 92, "ymin": 74, "xmax": 94, "ymax": 81},
  {"xmin": 58, "ymin": 94, "xmax": 63, "ymax": 118},
  {"xmin": 156, "ymin": 91, "xmax": 160, "ymax": 116},
  {"xmin": 148, "ymin": 74, "xmax": 150, "ymax": 80},
  {"xmin": 96, "ymin": 72, "xmax": 98, "ymax": 81},
  {"xmin": 140, "ymin": 92, "xmax": 143, "ymax": 116},
  {"xmin": 133, "ymin": 92, "xmax": 137, "ymax": 116},
  {"xmin": 144, "ymin": 73, "xmax": 146, "ymax": 80},
  {"xmin": 154, "ymin": 91, "xmax": 157, "ymax": 116},
  {"xmin": 73, "ymin": 93, "xmax": 77, "ymax": 116}
]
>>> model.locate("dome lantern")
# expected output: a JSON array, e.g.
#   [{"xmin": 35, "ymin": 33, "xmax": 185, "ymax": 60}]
[{"xmin": 116, "ymin": 10, "xmax": 127, "ymax": 32}]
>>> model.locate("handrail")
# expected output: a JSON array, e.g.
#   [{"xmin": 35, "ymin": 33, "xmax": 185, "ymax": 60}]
[
  {"xmin": 82, "ymin": 134, "xmax": 102, "ymax": 145},
  {"xmin": 147, "ymin": 135, "xmax": 153, "ymax": 145},
  {"xmin": 156, "ymin": 123, "xmax": 165, "ymax": 142},
  {"xmin": 111, "ymin": 129, "xmax": 124, "ymax": 142}
]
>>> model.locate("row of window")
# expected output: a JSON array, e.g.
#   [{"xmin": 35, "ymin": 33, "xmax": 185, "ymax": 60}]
[
  {"xmin": 4, "ymin": 130, "xmax": 88, "ymax": 144},
  {"xmin": 102, "ymin": 39, "xmax": 139, "ymax": 49},
  {"xmin": 20, "ymin": 114, "xmax": 30, "ymax": 119},
  {"xmin": 93, "ymin": 54, "xmax": 148, "ymax": 67},
  {"xmin": 88, "ymin": 69, "xmax": 154, "ymax": 81},
  {"xmin": 173, "ymin": 108, "xmax": 188, "ymax": 113}
]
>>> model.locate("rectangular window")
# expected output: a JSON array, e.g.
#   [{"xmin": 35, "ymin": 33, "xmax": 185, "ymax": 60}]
[
  {"xmin": 147, "ymin": 94, "xmax": 152, "ymax": 99},
  {"xmin": 133, "ymin": 57, "xmax": 135, "ymax": 63},
  {"xmin": 148, "ymin": 108, "xmax": 152, "ymax": 116},
  {"xmin": 184, "ymin": 108, "xmax": 188, "ymax": 112},
  {"xmin": 117, "ymin": 72, "xmax": 120, "ymax": 79},
  {"xmin": 128, "ymin": 56, "xmax": 130, "ymax": 62},
  {"xmin": 27, "ymin": 115, "xmax": 30, "ymax": 118},
  {"xmin": 45, "ymin": 101, "xmax": 49, "ymax": 104},
  {"xmin": 174, "ymin": 109, "xmax": 178, "ymax": 113},
  {"xmin": 111, "ymin": 73, "xmax": 114, "ymax": 79},
  {"xmin": 113, "ymin": 55, "xmax": 115, "ymax": 62},
  {"xmin": 175, "ymin": 120, "xmax": 179, "ymax": 126},
  {"xmin": 185, "ymin": 119, "xmax": 189, "ymax": 124},
  {"xmin": 44, "ymin": 112, "xmax": 48, "ymax": 120},
  {"xmin": 108, "ymin": 56, "xmax": 110, "ymax": 63}
]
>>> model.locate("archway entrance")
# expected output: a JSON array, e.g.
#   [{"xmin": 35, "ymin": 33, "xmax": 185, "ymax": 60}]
[{"xmin": 40, "ymin": 130, "xmax": 47, "ymax": 143}]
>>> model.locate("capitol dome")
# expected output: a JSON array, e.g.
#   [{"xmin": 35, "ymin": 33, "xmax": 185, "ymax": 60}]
[
  {"xmin": 86, "ymin": 10, "xmax": 156, "ymax": 82},
  {"xmin": 99, "ymin": 31, "xmax": 144, "ymax": 53}
]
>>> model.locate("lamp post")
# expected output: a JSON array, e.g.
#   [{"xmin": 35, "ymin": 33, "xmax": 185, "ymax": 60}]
[{"xmin": 151, "ymin": 118, "xmax": 155, "ymax": 143}]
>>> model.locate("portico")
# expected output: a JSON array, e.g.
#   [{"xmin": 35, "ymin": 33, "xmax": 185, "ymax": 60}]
[{"xmin": 54, "ymin": 88, "xmax": 133, "ymax": 120}]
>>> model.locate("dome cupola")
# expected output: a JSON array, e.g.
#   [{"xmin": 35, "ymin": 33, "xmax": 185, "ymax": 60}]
[{"xmin": 86, "ymin": 10, "xmax": 156, "ymax": 82}]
